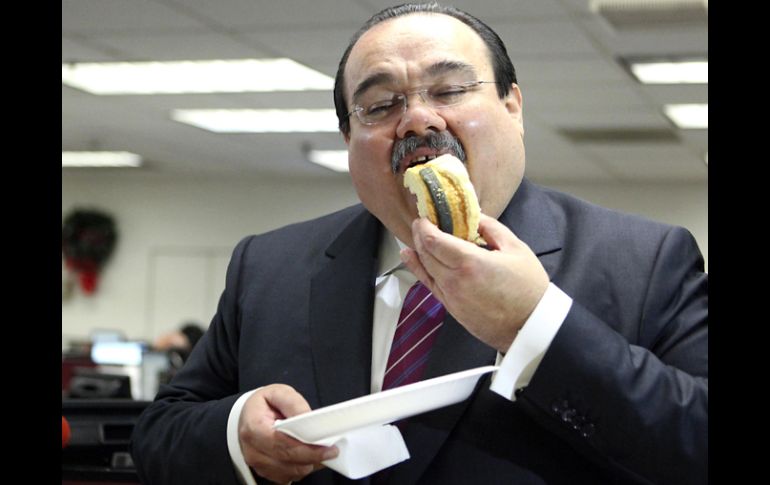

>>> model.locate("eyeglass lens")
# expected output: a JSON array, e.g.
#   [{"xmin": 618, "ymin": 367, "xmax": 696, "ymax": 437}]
[{"xmin": 354, "ymin": 79, "xmax": 489, "ymax": 125}]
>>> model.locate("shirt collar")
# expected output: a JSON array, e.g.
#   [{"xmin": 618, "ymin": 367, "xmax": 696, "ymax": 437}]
[{"xmin": 376, "ymin": 230, "xmax": 409, "ymax": 279}]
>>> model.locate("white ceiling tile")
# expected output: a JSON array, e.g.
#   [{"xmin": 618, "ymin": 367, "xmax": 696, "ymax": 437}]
[
  {"xmin": 522, "ymin": 121, "xmax": 618, "ymax": 182},
  {"xmin": 239, "ymin": 26, "xmax": 358, "ymax": 65},
  {"xmin": 433, "ymin": 0, "xmax": 567, "ymax": 19},
  {"xmin": 62, "ymin": 37, "xmax": 115, "ymax": 62},
  {"xmin": 678, "ymin": 130, "xmax": 708, "ymax": 148},
  {"xmin": 525, "ymin": 154, "xmax": 618, "ymax": 183},
  {"xmin": 558, "ymin": 0, "xmax": 593, "ymax": 13},
  {"xmin": 580, "ymin": 16, "xmax": 707, "ymax": 57},
  {"xmin": 90, "ymin": 32, "xmax": 272, "ymax": 61},
  {"xmin": 581, "ymin": 143, "xmax": 707, "ymax": 182},
  {"xmin": 180, "ymin": 0, "xmax": 373, "ymax": 28},
  {"xmin": 642, "ymin": 84, "xmax": 708, "ymax": 105},
  {"xmin": 530, "ymin": 108, "xmax": 670, "ymax": 130},
  {"xmin": 492, "ymin": 19, "xmax": 598, "ymax": 57},
  {"xmin": 515, "ymin": 56, "xmax": 628, "ymax": 85},
  {"xmin": 227, "ymin": 91, "xmax": 335, "ymax": 110},
  {"xmin": 523, "ymin": 83, "xmax": 648, "ymax": 111},
  {"xmin": 62, "ymin": 0, "xmax": 207, "ymax": 33}
]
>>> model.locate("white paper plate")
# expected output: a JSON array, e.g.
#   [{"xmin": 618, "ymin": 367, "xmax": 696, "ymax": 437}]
[{"xmin": 274, "ymin": 365, "xmax": 498, "ymax": 443}]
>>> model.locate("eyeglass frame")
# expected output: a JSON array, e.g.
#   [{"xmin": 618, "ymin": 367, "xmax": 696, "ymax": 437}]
[{"xmin": 346, "ymin": 80, "xmax": 502, "ymax": 126}]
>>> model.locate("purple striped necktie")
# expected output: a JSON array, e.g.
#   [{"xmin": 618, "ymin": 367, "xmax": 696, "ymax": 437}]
[{"xmin": 382, "ymin": 281, "xmax": 446, "ymax": 391}]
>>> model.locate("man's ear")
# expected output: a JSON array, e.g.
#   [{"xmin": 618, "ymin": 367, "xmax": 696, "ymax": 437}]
[{"xmin": 504, "ymin": 83, "xmax": 524, "ymax": 135}]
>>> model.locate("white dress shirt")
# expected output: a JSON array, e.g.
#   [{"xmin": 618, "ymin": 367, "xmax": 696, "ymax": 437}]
[{"xmin": 226, "ymin": 230, "xmax": 573, "ymax": 484}]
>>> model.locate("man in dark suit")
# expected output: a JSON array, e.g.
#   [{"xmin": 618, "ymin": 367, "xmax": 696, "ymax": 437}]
[{"xmin": 130, "ymin": 4, "xmax": 707, "ymax": 484}]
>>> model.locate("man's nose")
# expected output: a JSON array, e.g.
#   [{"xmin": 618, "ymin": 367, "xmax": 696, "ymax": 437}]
[{"xmin": 395, "ymin": 93, "xmax": 447, "ymax": 139}]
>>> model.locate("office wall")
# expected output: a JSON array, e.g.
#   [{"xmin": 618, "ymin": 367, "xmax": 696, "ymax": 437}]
[
  {"xmin": 547, "ymin": 181, "xmax": 708, "ymax": 269},
  {"xmin": 62, "ymin": 171, "xmax": 361, "ymax": 343},
  {"xmin": 62, "ymin": 172, "xmax": 707, "ymax": 343}
]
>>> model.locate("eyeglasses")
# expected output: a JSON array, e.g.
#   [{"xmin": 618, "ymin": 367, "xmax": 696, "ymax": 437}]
[{"xmin": 347, "ymin": 80, "xmax": 500, "ymax": 126}]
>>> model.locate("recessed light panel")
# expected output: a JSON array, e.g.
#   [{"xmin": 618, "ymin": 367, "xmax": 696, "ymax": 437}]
[
  {"xmin": 171, "ymin": 109, "xmax": 339, "ymax": 133},
  {"xmin": 62, "ymin": 59, "xmax": 334, "ymax": 95},
  {"xmin": 62, "ymin": 151, "xmax": 142, "ymax": 167},
  {"xmin": 630, "ymin": 60, "xmax": 707, "ymax": 84},
  {"xmin": 307, "ymin": 150, "xmax": 349, "ymax": 172},
  {"xmin": 664, "ymin": 104, "xmax": 708, "ymax": 129}
]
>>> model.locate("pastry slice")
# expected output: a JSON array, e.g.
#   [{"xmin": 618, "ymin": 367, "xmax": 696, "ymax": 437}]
[{"xmin": 404, "ymin": 154, "xmax": 483, "ymax": 244}]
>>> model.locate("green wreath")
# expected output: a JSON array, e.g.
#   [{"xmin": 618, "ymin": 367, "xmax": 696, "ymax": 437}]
[{"xmin": 62, "ymin": 209, "xmax": 117, "ymax": 294}]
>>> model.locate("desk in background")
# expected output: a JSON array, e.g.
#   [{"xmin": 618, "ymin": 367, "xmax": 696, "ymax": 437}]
[{"xmin": 62, "ymin": 399, "xmax": 150, "ymax": 484}]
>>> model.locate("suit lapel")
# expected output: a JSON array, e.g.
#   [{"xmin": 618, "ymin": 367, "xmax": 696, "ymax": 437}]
[
  {"xmin": 309, "ymin": 208, "xmax": 382, "ymax": 408},
  {"xmin": 498, "ymin": 178, "xmax": 563, "ymax": 277}
]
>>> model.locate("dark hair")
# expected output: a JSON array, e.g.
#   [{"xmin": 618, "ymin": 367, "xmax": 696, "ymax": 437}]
[
  {"xmin": 180, "ymin": 323, "xmax": 205, "ymax": 349},
  {"xmin": 334, "ymin": 2, "xmax": 517, "ymax": 135}
]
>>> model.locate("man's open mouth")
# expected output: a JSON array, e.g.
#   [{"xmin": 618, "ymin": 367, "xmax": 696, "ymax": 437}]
[
  {"xmin": 403, "ymin": 153, "xmax": 444, "ymax": 172},
  {"xmin": 391, "ymin": 131, "xmax": 466, "ymax": 174},
  {"xmin": 408, "ymin": 155, "xmax": 438, "ymax": 167}
]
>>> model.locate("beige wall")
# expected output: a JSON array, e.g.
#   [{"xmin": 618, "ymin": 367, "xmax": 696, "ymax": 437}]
[
  {"xmin": 547, "ymin": 181, "xmax": 707, "ymax": 270},
  {"xmin": 62, "ymin": 171, "xmax": 707, "ymax": 344}
]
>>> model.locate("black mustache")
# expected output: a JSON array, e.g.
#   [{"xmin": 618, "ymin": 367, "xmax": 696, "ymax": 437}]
[{"xmin": 391, "ymin": 131, "xmax": 466, "ymax": 174}]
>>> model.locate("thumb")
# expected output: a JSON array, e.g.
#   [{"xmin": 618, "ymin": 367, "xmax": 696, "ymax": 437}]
[
  {"xmin": 262, "ymin": 385, "xmax": 313, "ymax": 419},
  {"xmin": 477, "ymin": 213, "xmax": 521, "ymax": 251}
]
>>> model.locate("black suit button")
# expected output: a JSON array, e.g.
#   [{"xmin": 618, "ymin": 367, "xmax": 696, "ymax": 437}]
[
  {"xmin": 571, "ymin": 415, "xmax": 586, "ymax": 431},
  {"xmin": 580, "ymin": 423, "xmax": 595, "ymax": 438},
  {"xmin": 560, "ymin": 408, "xmax": 577, "ymax": 423},
  {"xmin": 552, "ymin": 399, "xmax": 569, "ymax": 414}
]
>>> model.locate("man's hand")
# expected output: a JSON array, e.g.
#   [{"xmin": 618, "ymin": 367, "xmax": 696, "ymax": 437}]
[
  {"xmin": 238, "ymin": 384, "xmax": 338, "ymax": 484},
  {"xmin": 401, "ymin": 213, "xmax": 549, "ymax": 352}
]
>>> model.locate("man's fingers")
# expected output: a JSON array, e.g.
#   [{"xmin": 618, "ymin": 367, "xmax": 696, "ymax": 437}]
[
  {"xmin": 477, "ymin": 213, "xmax": 520, "ymax": 251},
  {"xmin": 244, "ymin": 432, "xmax": 337, "ymax": 483},
  {"xmin": 273, "ymin": 431, "xmax": 338, "ymax": 464},
  {"xmin": 400, "ymin": 247, "xmax": 445, "ymax": 300},
  {"xmin": 248, "ymin": 452, "xmax": 315, "ymax": 484},
  {"xmin": 400, "ymin": 247, "xmax": 431, "ymax": 285},
  {"xmin": 412, "ymin": 218, "xmax": 472, "ymax": 269},
  {"xmin": 238, "ymin": 385, "xmax": 338, "ymax": 484}
]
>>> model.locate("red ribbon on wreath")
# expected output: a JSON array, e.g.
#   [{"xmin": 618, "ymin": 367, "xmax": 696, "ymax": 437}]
[{"xmin": 62, "ymin": 209, "xmax": 117, "ymax": 295}]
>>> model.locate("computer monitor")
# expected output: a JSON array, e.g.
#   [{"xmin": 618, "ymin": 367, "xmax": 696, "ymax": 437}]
[{"xmin": 90, "ymin": 341, "xmax": 146, "ymax": 366}]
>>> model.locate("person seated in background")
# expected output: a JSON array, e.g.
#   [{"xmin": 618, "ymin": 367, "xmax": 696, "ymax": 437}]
[{"xmin": 152, "ymin": 321, "xmax": 205, "ymax": 367}]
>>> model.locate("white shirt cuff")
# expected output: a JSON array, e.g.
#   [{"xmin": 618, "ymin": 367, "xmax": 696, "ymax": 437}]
[
  {"xmin": 227, "ymin": 389, "xmax": 260, "ymax": 485},
  {"xmin": 490, "ymin": 283, "xmax": 572, "ymax": 401}
]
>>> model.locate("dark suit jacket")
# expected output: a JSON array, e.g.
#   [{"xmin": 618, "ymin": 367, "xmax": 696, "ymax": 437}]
[{"xmin": 130, "ymin": 178, "xmax": 708, "ymax": 485}]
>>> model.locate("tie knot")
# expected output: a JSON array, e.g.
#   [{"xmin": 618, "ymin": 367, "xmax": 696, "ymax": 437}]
[{"xmin": 403, "ymin": 280, "xmax": 430, "ymax": 305}]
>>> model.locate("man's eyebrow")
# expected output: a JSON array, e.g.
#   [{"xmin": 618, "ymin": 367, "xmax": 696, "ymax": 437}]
[
  {"xmin": 350, "ymin": 61, "xmax": 478, "ymax": 104},
  {"xmin": 352, "ymin": 72, "xmax": 395, "ymax": 104},
  {"xmin": 426, "ymin": 60, "xmax": 477, "ymax": 78}
]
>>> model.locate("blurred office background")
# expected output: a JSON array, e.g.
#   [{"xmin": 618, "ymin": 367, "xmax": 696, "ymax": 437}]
[{"xmin": 61, "ymin": 1, "xmax": 706, "ymax": 478}]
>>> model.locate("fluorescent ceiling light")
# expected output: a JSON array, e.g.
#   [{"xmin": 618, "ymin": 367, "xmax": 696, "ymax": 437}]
[
  {"xmin": 61, "ymin": 58, "xmax": 334, "ymax": 95},
  {"xmin": 62, "ymin": 151, "xmax": 142, "ymax": 167},
  {"xmin": 307, "ymin": 150, "xmax": 349, "ymax": 172},
  {"xmin": 664, "ymin": 104, "xmax": 708, "ymax": 129},
  {"xmin": 171, "ymin": 109, "xmax": 339, "ymax": 133},
  {"xmin": 630, "ymin": 60, "xmax": 707, "ymax": 84}
]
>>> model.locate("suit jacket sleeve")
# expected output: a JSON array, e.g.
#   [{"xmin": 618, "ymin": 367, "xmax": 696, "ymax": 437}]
[
  {"xmin": 518, "ymin": 225, "xmax": 708, "ymax": 485},
  {"xmin": 130, "ymin": 236, "xmax": 253, "ymax": 485}
]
